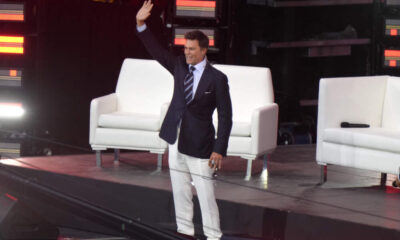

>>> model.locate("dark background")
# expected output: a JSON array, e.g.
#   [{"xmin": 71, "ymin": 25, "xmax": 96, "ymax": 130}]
[{"xmin": 0, "ymin": 0, "xmax": 397, "ymax": 155}]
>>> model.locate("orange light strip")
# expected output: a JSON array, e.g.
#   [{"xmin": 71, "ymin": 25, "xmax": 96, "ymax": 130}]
[
  {"xmin": 390, "ymin": 29, "xmax": 398, "ymax": 36},
  {"xmin": 0, "ymin": 36, "xmax": 24, "ymax": 43},
  {"xmin": 0, "ymin": 46, "xmax": 23, "ymax": 54},
  {"xmin": 174, "ymin": 38, "xmax": 215, "ymax": 46},
  {"xmin": 0, "ymin": 36, "xmax": 24, "ymax": 54},
  {"xmin": 0, "ymin": 13, "xmax": 23, "ymax": 21},
  {"xmin": 385, "ymin": 50, "xmax": 400, "ymax": 57},
  {"xmin": 175, "ymin": 38, "xmax": 186, "ymax": 45},
  {"xmin": 176, "ymin": 0, "xmax": 216, "ymax": 8},
  {"xmin": 0, "ymin": 3, "xmax": 24, "ymax": 22},
  {"xmin": 209, "ymin": 39, "xmax": 214, "ymax": 46},
  {"xmin": 9, "ymin": 69, "xmax": 17, "ymax": 77}
]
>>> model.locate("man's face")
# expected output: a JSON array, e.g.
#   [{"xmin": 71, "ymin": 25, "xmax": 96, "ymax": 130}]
[{"xmin": 184, "ymin": 39, "xmax": 207, "ymax": 65}]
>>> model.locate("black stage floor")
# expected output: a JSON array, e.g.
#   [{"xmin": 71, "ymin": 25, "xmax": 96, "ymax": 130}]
[{"xmin": 0, "ymin": 144, "xmax": 399, "ymax": 240}]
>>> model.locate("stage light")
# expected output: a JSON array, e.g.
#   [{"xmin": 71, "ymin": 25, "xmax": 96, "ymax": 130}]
[
  {"xmin": 0, "ymin": 102, "xmax": 25, "ymax": 118},
  {"xmin": 175, "ymin": 0, "xmax": 217, "ymax": 18},
  {"xmin": 384, "ymin": 49, "xmax": 400, "ymax": 68},
  {"xmin": 0, "ymin": 35, "xmax": 24, "ymax": 54},
  {"xmin": 174, "ymin": 28, "xmax": 215, "ymax": 47},
  {"xmin": 0, "ymin": 68, "xmax": 22, "ymax": 87},
  {"xmin": 385, "ymin": 19, "xmax": 400, "ymax": 36},
  {"xmin": 0, "ymin": 3, "xmax": 24, "ymax": 22}
]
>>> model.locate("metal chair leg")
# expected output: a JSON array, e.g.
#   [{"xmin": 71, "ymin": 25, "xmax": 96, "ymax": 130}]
[
  {"xmin": 151, "ymin": 154, "xmax": 163, "ymax": 175},
  {"xmin": 156, "ymin": 153, "xmax": 163, "ymax": 171},
  {"xmin": 114, "ymin": 149, "xmax": 120, "ymax": 162},
  {"xmin": 245, "ymin": 159, "xmax": 253, "ymax": 181},
  {"xmin": 320, "ymin": 165, "xmax": 327, "ymax": 184},
  {"xmin": 96, "ymin": 150, "xmax": 102, "ymax": 167}
]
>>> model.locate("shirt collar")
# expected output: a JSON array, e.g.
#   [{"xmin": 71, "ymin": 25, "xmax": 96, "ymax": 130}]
[{"xmin": 189, "ymin": 57, "xmax": 207, "ymax": 72}]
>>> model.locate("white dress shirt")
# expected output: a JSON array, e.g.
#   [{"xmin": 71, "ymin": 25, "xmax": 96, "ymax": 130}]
[{"xmin": 189, "ymin": 58, "xmax": 206, "ymax": 101}]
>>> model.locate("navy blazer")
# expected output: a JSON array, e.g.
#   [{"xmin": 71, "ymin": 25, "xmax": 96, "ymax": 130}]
[{"xmin": 137, "ymin": 28, "xmax": 232, "ymax": 158}]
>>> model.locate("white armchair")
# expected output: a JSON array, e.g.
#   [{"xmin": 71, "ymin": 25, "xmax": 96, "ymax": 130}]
[
  {"xmin": 90, "ymin": 58, "xmax": 173, "ymax": 167},
  {"xmin": 317, "ymin": 75, "xmax": 400, "ymax": 183},
  {"xmin": 213, "ymin": 64, "xmax": 279, "ymax": 180},
  {"xmin": 90, "ymin": 59, "xmax": 279, "ymax": 180}
]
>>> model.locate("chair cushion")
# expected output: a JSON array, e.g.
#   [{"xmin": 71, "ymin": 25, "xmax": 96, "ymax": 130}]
[
  {"xmin": 98, "ymin": 112, "xmax": 160, "ymax": 131},
  {"xmin": 323, "ymin": 128, "xmax": 400, "ymax": 154}
]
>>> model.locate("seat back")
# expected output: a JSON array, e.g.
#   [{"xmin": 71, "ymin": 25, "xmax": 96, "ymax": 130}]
[
  {"xmin": 382, "ymin": 76, "xmax": 400, "ymax": 129},
  {"xmin": 213, "ymin": 64, "xmax": 274, "ymax": 123},
  {"xmin": 116, "ymin": 58, "xmax": 173, "ymax": 115}
]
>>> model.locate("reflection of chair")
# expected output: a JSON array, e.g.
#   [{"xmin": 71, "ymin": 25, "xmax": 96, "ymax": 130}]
[
  {"xmin": 213, "ymin": 64, "xmax": 279, "ymax": 180},
  {"xmin": 317, "ymin": 76, "xmax": 400, "ymax": 183},
  {"xmin": 90, "ymin": 58, "xmax": 173, "ymax": 168}
]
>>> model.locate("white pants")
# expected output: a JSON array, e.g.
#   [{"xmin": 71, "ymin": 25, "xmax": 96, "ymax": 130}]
[{"xmin": 168, "ymin": 139, "xmax": 222, "ymax": 240}]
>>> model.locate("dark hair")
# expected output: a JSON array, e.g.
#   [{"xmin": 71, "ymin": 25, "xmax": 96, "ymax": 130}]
[{"xmin": 184, "ymin": 30, "xmax": 209, "ymax": 49}]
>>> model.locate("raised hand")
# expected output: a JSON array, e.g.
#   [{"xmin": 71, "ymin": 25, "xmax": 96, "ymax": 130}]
[{"xmin": 136, "ymin": 0, "xmax": 154, "ymax": 26}]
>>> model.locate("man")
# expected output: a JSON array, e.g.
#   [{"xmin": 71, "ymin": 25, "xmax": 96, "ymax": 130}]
[{"xmin": 136, "ymin": 1, "xmax": 232, "ymax": 239}]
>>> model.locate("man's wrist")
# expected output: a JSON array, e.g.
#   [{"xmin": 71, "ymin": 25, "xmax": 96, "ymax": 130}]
[
  {"xmin": 137, "ymin": 20, "xmax": 145, "ymax": 27},
  {"xmin": 136, "ymin": 23, "xmax": 147, "ymax": 32}
]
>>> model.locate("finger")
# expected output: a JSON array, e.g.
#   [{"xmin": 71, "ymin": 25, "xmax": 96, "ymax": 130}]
[
  {"xmin": 212, "ymin": 159, "xmax": 217, "ymax": 169},
  {"xmin": 208, "ymin": 159, "xmax": 213, "ymax": 168},
  {"xmin": 145, "ymin": 2, "xmax": 153, "ymax": 11},
  {"xmin": 145, "ymin": 1, "xmax": 153, "ymax": 9},
  {"xmin": 214, "ymin": 159, "xmax": 218, "ymax": 170}
]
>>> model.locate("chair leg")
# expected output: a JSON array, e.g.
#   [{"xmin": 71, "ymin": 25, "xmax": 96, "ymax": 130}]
[
  {"xmin": 151, "ymin": 154, "xmax": 163, "ymax": 175},
  {"xmin": 114, "ymin": 149, "xmax": 120, "ymax": 162},
  {"xmin": 260, "ymin": 154, "xmax": 268, "ymax": 182},
  {"xmin": 380, "ymin": 173, "xmax": 387, "ymax": 186},
  {"xmin": 156, "ymin": 153, "xmax": 163, "ymax": 171},
  {"xmin": 320, "ymin": 165, "xmax": 327, "ymax": 184},
  {"xmin": 96, "ymin": 150, "xmax": 102, "ymax": 167},
  {"xmin": 245, "ymin": 159, "xmax": 253, "ymax": 181}
]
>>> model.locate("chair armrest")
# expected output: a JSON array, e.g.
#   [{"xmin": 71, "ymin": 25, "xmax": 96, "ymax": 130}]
[
  {"xmin": 89, "ymin": 93, "xmax": 118, "ymax": 144},
  {"xmin": 160, "ymin": 102, "xmax": 170, "ymax": 127},
  {"xmin": 251, "ymin": 103, "xmax": 279, "ymax": 155}
]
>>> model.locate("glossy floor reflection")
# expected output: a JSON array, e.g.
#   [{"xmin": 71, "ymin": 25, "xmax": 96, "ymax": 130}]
[{"xmin": 0, "ymin": 144, "xmax": 399, "ymax": 240}]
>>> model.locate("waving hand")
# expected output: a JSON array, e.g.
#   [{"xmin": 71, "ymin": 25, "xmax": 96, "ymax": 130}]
[{"xmin": 136, "ymin": 0, "xmax": 154, "ymax": 26}]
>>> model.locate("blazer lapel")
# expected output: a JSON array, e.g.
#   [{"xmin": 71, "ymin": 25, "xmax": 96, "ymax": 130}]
[{"xmin": 192, "ymin": 63, "xmax": 212, "ymax": 102}]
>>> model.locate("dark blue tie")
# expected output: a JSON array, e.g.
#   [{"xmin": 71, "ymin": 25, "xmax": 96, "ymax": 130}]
[{"xmin": 184, "ymin": 66, "xmax": 196, "ymax": 105}]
